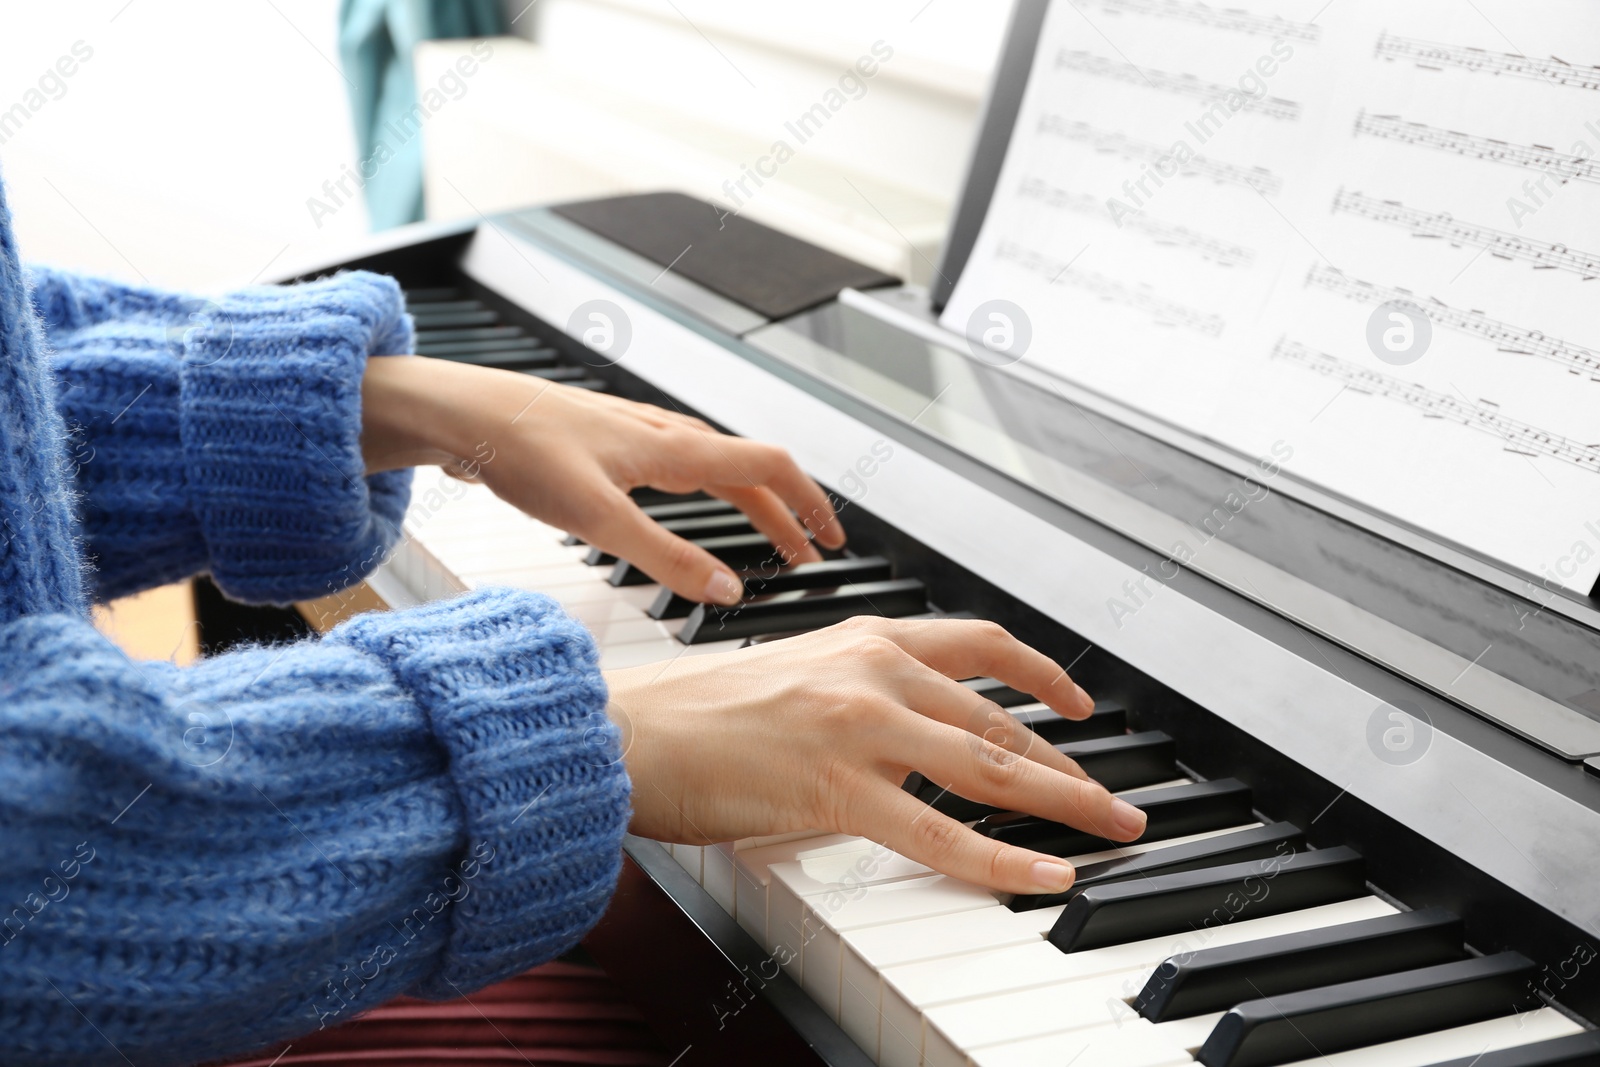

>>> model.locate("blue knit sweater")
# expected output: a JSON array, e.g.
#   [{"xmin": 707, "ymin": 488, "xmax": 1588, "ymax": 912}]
[{"xmin": 0, "ymin": 177, "xmax": 631, "ymax": 1066}]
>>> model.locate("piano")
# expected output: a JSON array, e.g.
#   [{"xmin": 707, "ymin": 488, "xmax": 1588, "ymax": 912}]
[{"xmin": 281, "ymin": 4, "xmax": 1600, "ymax": 1064}]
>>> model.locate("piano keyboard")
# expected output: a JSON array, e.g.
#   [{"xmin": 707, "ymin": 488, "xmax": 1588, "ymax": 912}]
[{"xmin": 373, "ymin": 289, "xmax": 1600, "ymax": 1067}]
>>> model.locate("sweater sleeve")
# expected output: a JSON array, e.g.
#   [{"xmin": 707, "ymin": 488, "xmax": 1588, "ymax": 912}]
[
  {"xmin": 0, "ymin": 586, "xmax": 630, "ymax": 1067},
  {"xmin": 29, "ymin": 265, "xmax": 415, "ymax": 604}
]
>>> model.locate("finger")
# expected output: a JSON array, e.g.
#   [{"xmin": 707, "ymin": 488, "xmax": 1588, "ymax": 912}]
[
  {"xmin": 861, "ymin": 780, "xmax": 1080, "ymax": 895},
  {"xmin": 896, "ymin": 713, "xmax": 1143, "ymax": 839},
  {"xmin": 897, "ymin": 669, "xmax": 1091, "ymax": 781},
  {"xmin": 665, "ymin": 433, "xmax": 846, "ymax": 550},
  {"xmin": 583, "ymin": 490, "xmax": 745, "ymax": 605},
  {"xmin": 873, "ymin": 618, "xmax": 1094, "ymax": 719},
  {"xmin": 714, "ymin": 485, "xmax": 823, "ymax": 566}
]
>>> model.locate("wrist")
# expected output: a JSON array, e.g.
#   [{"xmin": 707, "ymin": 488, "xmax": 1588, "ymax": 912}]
[{"xmin": 360, "ymin": 355, "xmax": 481, "ymax": 473}]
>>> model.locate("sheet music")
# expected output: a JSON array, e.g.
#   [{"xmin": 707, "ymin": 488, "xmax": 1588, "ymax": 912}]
[{"xmin": 940, "ymin": 0, "xmax": 1600, "ymax": 594}]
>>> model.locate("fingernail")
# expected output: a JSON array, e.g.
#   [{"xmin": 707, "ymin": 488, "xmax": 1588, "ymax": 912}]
[
  {"xmin": 1112, "ymin": 798, "xmax": 1148, "ymax": 838},
  {"xmin": 1029, "ymin": 859, "xmax": 1075, "ymax": 893},
  {"xmin": 704, "ymin": 569, "xmax": 743, "ymax": 606},
  {"xmin": 1074, "ymin": 683, "xmax": 1095, "ymax": 715}
]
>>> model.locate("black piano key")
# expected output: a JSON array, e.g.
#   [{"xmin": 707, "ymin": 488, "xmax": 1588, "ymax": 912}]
[
  {"xmin": 1137, "ymin": 905, "xmax": 1465, "ymax": 1021},
  {"xmin": 629, "ymin": 488, "xmax": 710, "ymax": 508},
  {"xmin": 1060, "ymin": 730, "xmax": 1177, "ymax": 791},
  {"xmin": 404, "ymin": 299, "xmax": 485, "ymax": 314},
  {"xmin": 1197, "ymin": 951, "xmax": 1540, "ymax": 1067},
  {"xmin": 402, "ymin": 287, "xmax": 462, "ymax": 303},
  {"xmin": 1010, "ymin": 701, "xmax": 1129, "ymax": 744},
  {"xmin": 1010, "ymin": 822, "xmax": 1305, "ymax": 913},
  {"xmin": 410, "ymin": 309, "xmax": 500, "ymax": 329},
  {"xmin": 1416, "ymin": 1031, "xmax": 1600, "ymax": 1066},
  {"xmin": 609, "ymin": 533, "xmax": 781, "ymax": 586},
  {"xmin": 570, "ymin": 499, "xmax": 741, "ymax": 550},
  {"xmin": 677, "ymin": 578, "xmax": 928, "ymax": 645},
  {"xmin": 961, "ymin": 677, "xmax": 1037, "ymax": 708},
  {"xmin": 416, "ymin": 337, "xmax": 553, "ymax": 357},
  {"xmin": 975, "ymin": 778, "xmax": 1255, "ymax": 855},
  {"xmin": 411, "ymin": 326, "xmax": 524, "ymax": 343},
  {"xmin": 642, "ymin": 499, "xmax": 741, "ymax": 521},
  {"xmin": 587, "ymin": 513, "xmax": 757, "ymax": 566},
  {"xmin": 522, "ymin": 365, "xmax": 595, "ymax": 382},
  {"xmin": 1048, "ymin": 846, "xmax": 1366, "ymax": 954},
  {"xmin": 425, "ymin": 347, "xmax": 560, "ymax": 370},
  {"xmin": 647, "ymin": 555, "xmax": 893, "ymax": 620},
  {"xmin": 564, "ymin": 378, "xmax": 610, "ymax": 391}
]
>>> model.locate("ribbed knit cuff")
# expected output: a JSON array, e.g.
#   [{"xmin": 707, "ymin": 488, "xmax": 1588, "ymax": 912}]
[
  {"xmin": 328, "ymin": 587, "xmax": 632, "ymax": 997},
  {"xmin": 179, "ymin": 271, "xmax": 414, "ymax": 604}
]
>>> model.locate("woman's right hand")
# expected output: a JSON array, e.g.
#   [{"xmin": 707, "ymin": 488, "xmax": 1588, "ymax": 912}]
[{"xmin": 603, "ymin": 616, "xmax": 1150, "ymax": 896}]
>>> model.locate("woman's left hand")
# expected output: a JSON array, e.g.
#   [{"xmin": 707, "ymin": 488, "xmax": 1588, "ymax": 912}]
[{"xmin": 361, "ymin": 355, "xmax": 845, "ymax": 604}]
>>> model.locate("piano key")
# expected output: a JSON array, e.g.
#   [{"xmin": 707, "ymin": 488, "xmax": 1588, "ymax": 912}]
[
  {"xmin": 628, "ymin": 487, "xmax": 710, "ymax": 508},
  {"xmin": 961, "ymin": 676, "xmax": 1039, "ymax": 708},
  {"xmin": 1011, "ymin": 821, "xmax": 1306, "ymax": 913},
  {"xmin": 837, "ymin": 907, "xmax": 1048, "ymax": 1056},
  {"xmin": 1402, "ymin": 1027, "xmax": 1600, "ymax": 1067},
  {"xmin": 1197, "ymin": 951, "xmax": 1540, "ymax": 1067},
  {"xmin": 1011, "ymin": 700, "xmax": 1130, "ymax": 744},
  {"xmin": 404, "ymin": 298, "xmax": 485, "ymax": 314},
  {"xmin": 877, "ymin": 896, "xmax": 1395, "ymax": 1067},
  {"xmin": 905, "ymin": 729, "xmax": 1180, "ymax": 822},
  {"xmin": 409, "ymin": 325, "xmax": 524, "ymax": 343},
  {"xmin": 521, "ymin": 365, "xmax": 596, "ymax": 382},
  {"xmin": 1049, "ymin": 846, "xmax": 1367, "ymax": 953},
  {"xmin": 1137, "ymin": 905, "xmax": 1465, "ymax": 1022},
  {"xmin": 585, "ymin": 512, "xmax": 759, "ymax": 565},
  {"xmin": 731, "ymin": 833, "xmax": 885, "ymax": 946},
  {"xmin": 610, "ymin": 532, "xmax": 783, "ymax": 585},
  {"xmin": 401, "ymin": 286, "xmax": 463, "ymax": 303},
  {"xmin": 647, "ymin": 554, "xmax": 894, "ymax": 620},
  {"xmin": 409, "ymin": 308, "xmax": 499, "ymax": 328},
  {"xmin": 978, "ymin": 777, "xmax": 1257, "ymax": 855},
  {"xmin": 418, "ymin": 345, "xmax": 560, "ymax": 368},
  {"xmin": 1058, "ymin": 730, "xmax": 1177, "ymax": 790},
  {"xmin": 970, "ymin": 1027, "xmax": 1194, "ymax": 1067},
  {"xmin": 642, "ymin": 498, "xmax": 741, "ymax": 522},
  {"xmin": 785, "ymin": 873, "xmax": 1000, "ymax": 1014},
  {"xmin": 414, "ymin": 335, "xmax": 545, "ymax": 356},
  {"xmin": 677, "ymin": 577, "xmax": 929, "ymax": 644}
]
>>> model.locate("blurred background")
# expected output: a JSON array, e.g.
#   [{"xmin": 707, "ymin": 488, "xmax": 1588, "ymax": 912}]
[{"xmin": 0, "ymin": 0, "xmax": 1008, "ymax": 660}]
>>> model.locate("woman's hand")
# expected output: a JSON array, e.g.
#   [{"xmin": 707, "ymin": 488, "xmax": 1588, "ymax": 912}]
[
  {"xmin": 604, "ymin": 617, "xmax": 1150, "ymax": 895},
  {"xmin": 361, "ymin": 356, "xmax": 845, "ymax": 604}
]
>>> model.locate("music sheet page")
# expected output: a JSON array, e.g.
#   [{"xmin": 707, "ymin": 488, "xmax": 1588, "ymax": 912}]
[{"xmin": 939, "ymin": 0, "xmax": 1600, "ymax": 594}]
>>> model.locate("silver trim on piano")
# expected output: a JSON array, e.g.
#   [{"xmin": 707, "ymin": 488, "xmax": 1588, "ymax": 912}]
[{"xmin": 451, "ymin": 222, "xmax": 1600, "ymax": 939}]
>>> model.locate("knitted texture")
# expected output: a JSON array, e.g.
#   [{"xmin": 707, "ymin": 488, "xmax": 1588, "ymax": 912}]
[
  {"xmin": 32, "ymin": 264, "xmax": 415, "ymax": 604},
  {"xmin": 0, "ymin": 173, "xmax": 631, "ymax": 1065},
  {"xmin": 0, "ymin": 590, "xmax": 629, "ymax": 1067}
]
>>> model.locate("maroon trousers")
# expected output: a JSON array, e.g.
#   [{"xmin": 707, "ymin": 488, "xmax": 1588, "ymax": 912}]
[{"xmin": 224, "ymin": 962, "xmax": 671, "ymax": 1066}]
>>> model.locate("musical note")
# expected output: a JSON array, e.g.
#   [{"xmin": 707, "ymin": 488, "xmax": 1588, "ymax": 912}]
[
  {"xmin": 997, "ymin": 240, "xmax": 1227, "ymax": 337},
  {"xmin": 1376, "ymin": 31, "xmax": 1600, "ymax": 92},
  {"xmin": 1272, "ymin": 338, "xmax": 1600, "ymax": 474},
  {"xmin": 1332, "ymin": 190, "xmax": 1600, "ymax": 278},
  {"xmin": 1039, "ymin": 115, "xmax": 1284, "ymax": 194},
  {"xmin": 1306, "ymin": 265, "xmax": 1600, "ymax": 377},
  {"xmin": 1056, "ymin": 50, "xmax": 1301, "ymax": 120},
  {"xmin": 1075, "ymin": 0, "xmax": 1321, "ymax": 41},
  {"xmin": 1017, "ymin": 178, "xmax": 1257, "ymax": 267},
  {"xmin": 1354, "ymin": 111, "xmax": 1600, "ymax": 183}
]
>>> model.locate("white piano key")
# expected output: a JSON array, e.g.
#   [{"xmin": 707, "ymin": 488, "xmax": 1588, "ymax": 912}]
[
  {"xmin": 969, "ymin": 1026, "xmax": 1193, "ymax": 1067},
  {"xmin": 766, "ymin": 844, "xmax": 941, "ymax": 981},
  {"xmin": 701, "ymin": 843, "xmax": 739, "ymax": 914},
  {"xmin": 876, "ymin": 895, "xmax": 1395, "ymax": 1067},
  {"xmin": 1277, "ymin": 1006, "xmax": 1581, "ymax": 1067},
  {"xmin": 798, "ymin": 874, "xmax": 1000, "ymax": 1023},
  {"xmin": 734, "ymin": 834, "xmax": 879, "ymax": 949},
  {"xmin": 839, "ymin": 906, "xmax": 1045, "ymax": 1060},
  {"xmin": 920, "ymin": 968, "xmax": 1188, "ymax": 1067},
  {"xmin": 672, "ymin": 843, "xmax": 704, "ymax": 883}
]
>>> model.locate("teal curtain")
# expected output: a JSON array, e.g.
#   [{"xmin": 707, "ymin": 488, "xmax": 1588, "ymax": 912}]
[{"xmin": 338, "ymin": 0, "xmax": 507, "ymax": 229}]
